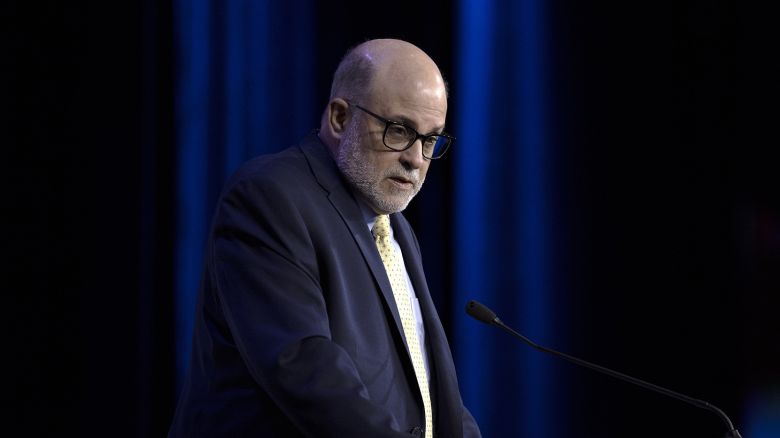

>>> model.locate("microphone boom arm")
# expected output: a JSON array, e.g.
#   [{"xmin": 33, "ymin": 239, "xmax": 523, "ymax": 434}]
[{"xmin": 466, "ymin": 300, "xmax": 741, "ymax": 438}]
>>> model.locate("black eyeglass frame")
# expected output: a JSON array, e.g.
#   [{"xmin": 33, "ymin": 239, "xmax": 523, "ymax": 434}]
[{"xmin": 346, "ymin": 100, "xmax": 454, "ymax": 160}]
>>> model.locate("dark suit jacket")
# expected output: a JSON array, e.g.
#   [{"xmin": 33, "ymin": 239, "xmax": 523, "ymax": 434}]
[{"xmin": 169, "ymin": 133, "xmax": 480, "ymax": 437}]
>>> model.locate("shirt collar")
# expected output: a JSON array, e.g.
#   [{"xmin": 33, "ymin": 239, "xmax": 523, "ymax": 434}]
[{"xmin": 357, "ymin": 198, "xmax": 392, "ymax": 238}]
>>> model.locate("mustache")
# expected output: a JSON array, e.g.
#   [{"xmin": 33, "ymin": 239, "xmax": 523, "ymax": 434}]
[{"xmin": 385, "ymin": 168, "xmax": 421, "ymax": 185}]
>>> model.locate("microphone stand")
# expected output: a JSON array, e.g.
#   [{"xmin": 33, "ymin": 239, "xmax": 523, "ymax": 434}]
[{"xmin": 466, "ymin": 300, "xmax": 742, "ymax": 438}]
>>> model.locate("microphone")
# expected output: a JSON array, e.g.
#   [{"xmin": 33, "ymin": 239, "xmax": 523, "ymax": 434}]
[{"xmin": 465, "ymin": 299, "xmax": 742, "ymax": 438}]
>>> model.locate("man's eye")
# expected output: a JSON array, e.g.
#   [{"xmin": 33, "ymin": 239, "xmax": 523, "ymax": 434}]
[
  {"xmin": 386, "ymin": 125, "xmax": 411, "ymax": 139},
  {"xmin": 387, "ymin": 125, "xmax": 409, "ymax": 137}
]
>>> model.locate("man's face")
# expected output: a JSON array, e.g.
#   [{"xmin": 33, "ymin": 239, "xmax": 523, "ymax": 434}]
[{"xmin": 335, "ymin": 74, "xmax": 448, "ymax": 215}]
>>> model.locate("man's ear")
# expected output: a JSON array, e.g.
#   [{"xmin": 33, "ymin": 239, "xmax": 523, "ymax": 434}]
[{"xmin": 326, "ymin": 98, "xmax": 350, "ymax": 140}]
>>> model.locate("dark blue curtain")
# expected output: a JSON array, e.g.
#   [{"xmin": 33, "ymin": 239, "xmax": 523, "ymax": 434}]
[
  {"xmin": 173, "ymin": 0, "xmax": 316, "ymax": 386},
  {"xmin": 174, "ymin": 2, "xmax": 561, "ymax": 436},
  {"xmin": 453, "ymin": 0, "xmax": 559, "ymax": 436}
]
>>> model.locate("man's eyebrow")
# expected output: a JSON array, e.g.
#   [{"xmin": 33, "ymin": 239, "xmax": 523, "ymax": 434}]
[{"xmin": 392, "ymin": 115, "xmax": 446, "ymax": 135}]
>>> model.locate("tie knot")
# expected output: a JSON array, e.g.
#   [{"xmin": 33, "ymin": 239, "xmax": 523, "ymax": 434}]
[{"xmin": 372, "ymin": 214, "xmax": 392, "ymax": 239}]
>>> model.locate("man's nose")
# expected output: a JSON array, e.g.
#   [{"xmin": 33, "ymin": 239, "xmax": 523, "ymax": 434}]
[{"xmin": 400, "ymin": 139, "xmax": 426, "ymax": 169}]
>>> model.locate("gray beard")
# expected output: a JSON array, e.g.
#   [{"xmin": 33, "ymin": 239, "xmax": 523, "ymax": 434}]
[{"xmin": 335, "ymin": 123, "xmax": 424, "ymax": 215}]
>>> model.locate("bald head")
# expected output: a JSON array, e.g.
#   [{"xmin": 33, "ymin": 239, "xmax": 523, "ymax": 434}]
[
  {"xmin": 321, "ymin": 40, "xmax": 449, "ymax": 148},
  {"xmin": 329, "ymin": 39, "xmax": 447, "ymax": 104}
]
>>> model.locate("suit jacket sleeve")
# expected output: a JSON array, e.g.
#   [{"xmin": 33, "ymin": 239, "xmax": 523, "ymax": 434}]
[
  {"xmin": 208, "ymin": 173, "xmax": 409, "ymax": 438},
  {"xmin": 463, "ymin": 406, "xmax": 481, "ymax": 437}
]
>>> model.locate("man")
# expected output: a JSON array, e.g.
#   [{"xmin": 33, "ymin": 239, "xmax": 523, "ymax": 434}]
[{"xmin": 169, "ymin": 39, "xmax": 481, "ymax": 438}]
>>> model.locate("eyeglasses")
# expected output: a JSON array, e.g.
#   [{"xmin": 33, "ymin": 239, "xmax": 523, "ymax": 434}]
[{"xmin": 346, "ymin": 101, "xmax": 454, "ymax": 160}]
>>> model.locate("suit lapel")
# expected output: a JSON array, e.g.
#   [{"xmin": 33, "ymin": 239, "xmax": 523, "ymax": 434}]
[
  {"xmin": 300, "ymin": 134, "xmax": 463, "ymax": 436},
  {"xmin": 392, "ymin": 214, "xmax": 464, "ymax": 438},
  {"xmin": 298, "ymin": 133, "xmax": 408, "ymax": 353}
]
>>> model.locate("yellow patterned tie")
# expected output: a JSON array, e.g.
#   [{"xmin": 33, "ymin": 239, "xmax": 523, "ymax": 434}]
[{"xmin": 372, "ymin": 214, "xmax": 433, "ymax": 438}]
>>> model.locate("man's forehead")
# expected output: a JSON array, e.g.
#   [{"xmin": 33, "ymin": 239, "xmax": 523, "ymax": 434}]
[
  {"xmin": 372, "ymin": 95, "xmax": 448, "ymax": 133},
  {"xmin": 358, "ymin": 46, "xmax": 448, "ymax": 128},
  {"xmin": 369, "ymin": 68, "xmax": 447, "ymax": 108}
]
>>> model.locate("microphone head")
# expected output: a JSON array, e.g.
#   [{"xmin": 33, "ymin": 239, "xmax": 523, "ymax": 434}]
[{"xmin": 465, "ymin": 300, "xmax": 498, "ymax": 324}]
